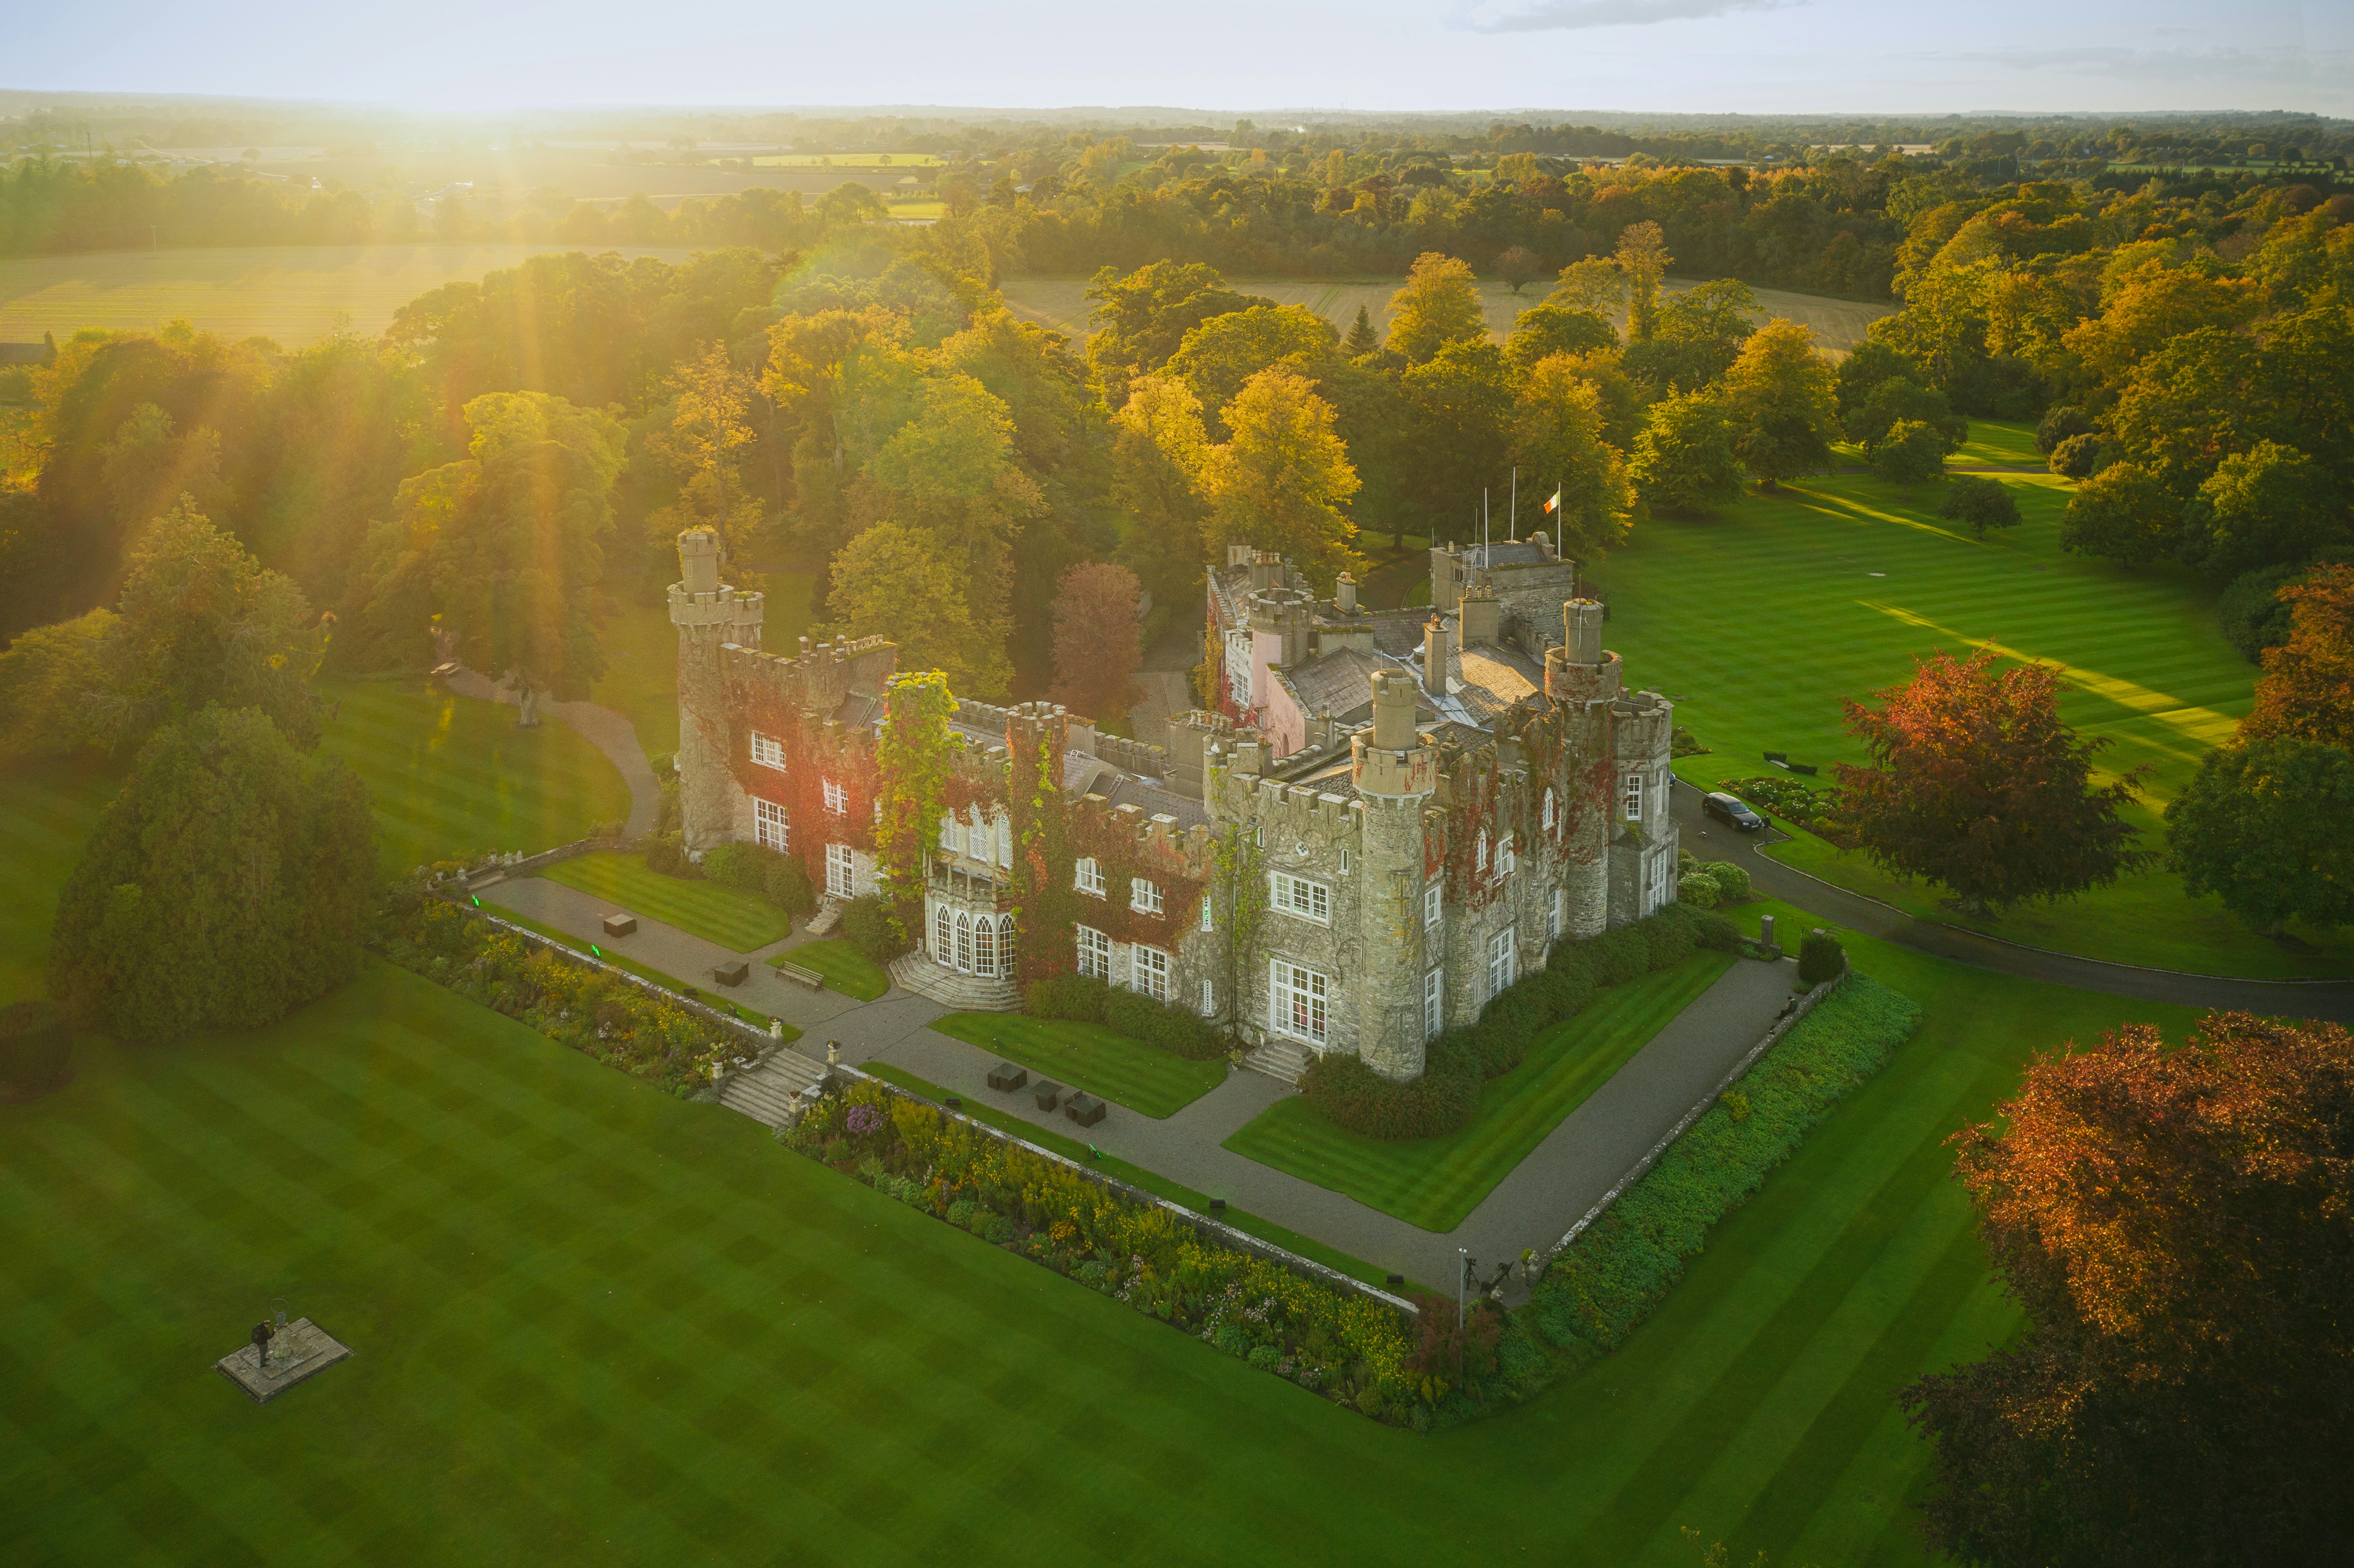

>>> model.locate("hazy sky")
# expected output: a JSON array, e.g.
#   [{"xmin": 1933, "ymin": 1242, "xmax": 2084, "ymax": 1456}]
[{"xmin": 15, "ymin": 0, "xmax": 2351, "ymax": 117}]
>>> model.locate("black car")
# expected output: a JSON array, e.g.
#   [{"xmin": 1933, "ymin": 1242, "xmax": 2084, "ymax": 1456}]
[{"xmin": 1703, "ymin": 791, "xmax": 1766, "ymax": 832}]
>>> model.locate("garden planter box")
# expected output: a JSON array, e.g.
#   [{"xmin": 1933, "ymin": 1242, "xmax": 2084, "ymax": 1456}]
[
  {"xmin": 1065, "ymin": 1093, "xmax": 1106, "ymax": 1128},
  {"xmin": 601, "ymin": 913, "xmax": 637, "ymax": 938},
  {"xmin": 987, "ymin": 1061, "xmax": 1029, "ymax": 1092},
  {"xmin": 1032, "ymin": 1081, "xmax": 1065, "ymax": 1112},
  {"xmin": 712, "ymin": 961, "xmax": 750, "ymax": 988}
]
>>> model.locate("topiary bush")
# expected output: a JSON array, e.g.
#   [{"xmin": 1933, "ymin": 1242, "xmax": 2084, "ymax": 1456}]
[
  {"xmin": 841, "ymin": 895, "xmax": 902, "ymax": 965},
  {"xmin": 1300, "ymin": 1049, "xmax": 1481, "ymax": 1140},
  {"xmin": 0, "ymin": 999, "xmax": 73, "ymax": 1098},
  {"xmin": 1677, "ymin": 863, "xmax": 1724, "ymax": 908},
  {"xmin": 1705, "ymin": 860, "xmax": 1751, "ymax": 903},
  {"xmin": 644, "ymin": 833, "xmax": 698, "ymax": 879},
  {"xmin": 1798, "ymin": 929, "xmax": 1846, "ymax": 985}
]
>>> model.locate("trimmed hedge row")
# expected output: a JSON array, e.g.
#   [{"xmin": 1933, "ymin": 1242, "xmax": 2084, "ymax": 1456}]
[
  {"xmin": 1299, "ymin": 902, "xmax": 1740, "ymax": 1141},
  {"xmin": 1528, "ymin": 974, "xmax": 1919, "ymax": 1358},
  {"xmin": 1025, "ymin": 972, "xmax": 1227, "ymax": 1061}
]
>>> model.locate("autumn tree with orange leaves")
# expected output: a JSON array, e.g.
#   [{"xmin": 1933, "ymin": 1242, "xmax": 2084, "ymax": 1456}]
[
  {"xmin": 2242, "ymin": 562, "xmax": 2354, "ymax": 753},
  {"xmin": 1834, "ymin": 649, "xmax": 2151, "ymax": 915},
  {"xmin": 1900, "ymin": 1012, "xmax": 2354, "ymax": 1568},
  {"xmin": 1048, "ymin": 559, "xmax": 1143, "ymax": 723}
]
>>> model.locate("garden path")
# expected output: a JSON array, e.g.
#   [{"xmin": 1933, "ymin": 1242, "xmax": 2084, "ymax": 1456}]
[
  {"xmin": 439, "ymin": 667, "xmax": 662, "ymax": 836},
  {"xmin": 1672, "ymin": 779, "xmax": 2354, "ymax": 1022}
]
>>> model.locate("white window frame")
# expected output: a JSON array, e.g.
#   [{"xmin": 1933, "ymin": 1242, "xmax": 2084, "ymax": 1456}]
[
  {"xmin": 1200, "ymin": 897, "xmax": 1215, "ymax": 933},
  {"xmin": 1133, "ymin": 944, "xmax": 1170, "ymax": 1002},
  {"xmin": 1424, "ymin": 883, "xmax": 1443, "ymax": 930},
  {"xmin": 1077, "ymin": 924, "xmax": 1111, "ymax": 980},
  {"xmin": 1075, "ymin": 856, "xmax": 1105, "ymax": 897},
  {"xmin": 1130, "ymin": 877, "xmax": 1163, "ymax": 915},
  {"xmin": 996, "ymin": 916, "xmax": 1017, "ymax": 976},
  {"xmin": 995, "ymin": 815, "xmax": 1012, "ymax": 869},
  {"xmin": 933, "ymin": 902, "xmax": 954, "ymax": 964},
  {"xmin": 824, "ymin": 842, "xmax": 856, "ymax": 899},
  {"xmin": 1548, "ymin": 887, "xmax": 1563, "ymax": 943},
  {"xmin": 1646, "ymin": 849, "xmax": 1673, "ymax": 918},
  {"xmin": 1269, "ymin": 959, "xmax": 1330, "ymax": 1045},
  {"xmin": 1269, "ymin": 871, "xmax": 1331, "ymax": 924},
  {"xmin": 955, "ymin": 911, "xmax": 974, "ymax": 973},
  {"xmin": 1199, "ymin": 977, "xmax": 1216, "ymax": 1018},
  {"xmin": 753, "ymin": 797, "xmax": 789, "ymax": 851},
  {"xmin": 1495, "ymin": 833, "xmax": 1516, "ymax": 878},
  {"xmin": 1542, "ymin": 786, "xmax": 1556, "ymax": 832},
  {"xmin": 1624, "ymin": 772, "xmax": 1644, "ymax": 822},
  {"xmin": 939, "ymin": 811, "xmax": 961, "ymax": 855},
  {"xmin": 973, "ymin": 915, "xmax": 996, "ymax": 977},
  {"xmin": 1423, "ymin": 967, "xmax": 1444, "ymax": 1041},
  {"xmin": 1488, "ymin": 926, "xmax": 1518, "ymax": 1001},
  {"xmin": 823, "ymin": 778, "xmax": 848, "ymax": 816},
  {"xmin": 749, "ymin": 731, "xmax": 787, "ymax": 772}
]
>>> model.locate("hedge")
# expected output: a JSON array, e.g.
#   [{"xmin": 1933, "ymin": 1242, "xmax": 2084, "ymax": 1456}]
[
  {"xmin": 784, "ymin": 1078, "xmax": 1438, "ymax": 1422},
  {"xmin": 1024, "ymin": 972, "xmax": 1226, "ymax": 1061},
  {"xmin": 1799, "ymin": 929, "xmax": 1847, "ymax": 985},
  {"xmin": 1299, "ymin": 903, "xmax": 1740, "ymax": 1142},
  {"xmin": 703, "ymin": 841, "xmax": 817, "ymax": 918},
  {"xmin": 1527, "ymin": 974, "xmax": 1920, "ymax": 1359}
]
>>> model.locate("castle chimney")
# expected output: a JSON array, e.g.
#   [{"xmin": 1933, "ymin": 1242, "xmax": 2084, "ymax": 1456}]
[
  {"xmin": 1564, "ymin": 598, "xmax": 1605, "ymax": 665},
  {"xmin": 678, "ymin": 527, "xmax": 721, "ymax": 595},
  {"xmin": 1336, "ymin": 573, "xmax": 1358, "ymax": 614},
  {"xmin": 1423, "ymin": 617, "xmax": 1446, "ymax": 692},
  {"xmin": 1457, "ymin": 586, "xmax": 1501, "ymax": 649},
  {"xmin": 1370, "ymin": 668, "xmax": 1415, "ymax": 750}
]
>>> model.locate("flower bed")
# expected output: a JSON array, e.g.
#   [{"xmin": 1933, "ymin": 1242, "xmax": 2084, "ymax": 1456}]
[
  {"xmin": 375, "ymin": 887, "xmax": 736, "ymax": 1093},
  {"xmin": 781, "ymin": 1076, "xmax": 1439, "ymax": 1423}
]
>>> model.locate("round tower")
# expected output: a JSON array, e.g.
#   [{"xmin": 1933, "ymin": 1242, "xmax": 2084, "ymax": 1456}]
[
  {"xmin": 1350, "ymin": 669, "xmax": 1438, "ymax": 1081},
  {"xmin": 1544, "ymin": 599, "xmax": 1617, "ymax": 941},
  {"xmin": 668, "ymin": 528, "xmax": 761, "ymax": 852}
]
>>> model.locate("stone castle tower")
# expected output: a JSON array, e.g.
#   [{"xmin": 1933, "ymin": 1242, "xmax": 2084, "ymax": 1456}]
[
  {"xmin": 1350, "ymin": 669, "xmax": 1437, "ymax": 1080},
  {"xmin": 668, "ymin": 528, "xmax": 762, "ymax": 852},
  {"xmin": 1543, "ymin": 598, "xmax": 1619, "ymax": 943}
]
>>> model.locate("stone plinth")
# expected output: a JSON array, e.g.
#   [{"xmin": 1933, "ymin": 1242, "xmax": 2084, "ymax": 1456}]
[{"xmin": 216, "ymin": 1318, "xmax": 353, "ymax": 1403}]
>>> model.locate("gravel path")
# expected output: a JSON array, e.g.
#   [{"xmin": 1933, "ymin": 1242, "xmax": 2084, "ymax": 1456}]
[{"xmin": 438, "ymin": 667, "xmax": 662, "ymax": 837}]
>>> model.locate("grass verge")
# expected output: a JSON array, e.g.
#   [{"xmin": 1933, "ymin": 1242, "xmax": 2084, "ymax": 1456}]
[
  {"xmin": 771, "ymin": 938, "xmax": 888, "ymax": 1001},
  {"xmin": 930, "ymin": 1011, "xmax": 1228, "ymax": 1119},
  {"xmin": 1225, "ymin": 953, "xmax": 1732, "ymax": 1231},
  {"xmin": 536, "ymin": 851, "xmax": 790, "ymax": 952},
  {"xmin": 479, "ymin": 901, "xmax": 796, "ymax": 1035}
]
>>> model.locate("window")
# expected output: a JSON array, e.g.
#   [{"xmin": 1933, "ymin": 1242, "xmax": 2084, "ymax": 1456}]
[
  {"xmin": 1548, "ymin": 887, "xmax": 1563, "ymax": 943},
  {"xmin": 750, "ymin": 731, "xmax": 786, "ymax": 771},
  {"xmin": 1077, "ymin": 924, "xmax": 1111, "ymax": 980},
  {"xmin": 1476, "ymin": 830, "xmax": 1489, "ymax": 873},
  {"xmin": 955, "ymin": 911, "xmax": 974, "ymax": 973},
  {"xmin": 933, "ymin": 903, "xmax": 953, "ymax": 964},
  {"xmin": 1542, "ymin": 786, "xmax": 1556, "ymax": 832},
  {"xmin": 996, "ymin": 815, "xmax": 1012, "ymax": 869},
  {"xmin": 1647, "ymin": 850, "xmax": 1673, "ymax": 918},
  {"xmin": 1339, "ymin": 847, "xmax": 1353, "ymax": 874},
  {"xmin": 1487, "ymin": 926, "xmax": 1518, "ymax": 1000},
  {"xmin": 1424, "ymin": 883, "xmax": 1443, "ymax": 930},
  {"xmin": 1133, "ymin": 944, "xmax": 1170, "ymax": 1002},
  {"xmin": 1623, "ymin": 772, "xmax": 1644, "ymax": 822},
  {"xmin": 823, "ymin": 779, "xmax": 848, "ymax": 815},
  {"xmin": 1270, "ymin": 960, "xmax": 1329, "ymax": 1045},
  {"xmin": 1200, "ymin": 898, "xmax": 1215, "ymax": 933},
  {"xmin": 1424, "ymin": 967, "xmax": 1444, "ymax": 1041},
  {"xmin": 1200, "ymin": 978, "xmax": 1216, "ymax": 1018},
  {"xmin": 996, "ymin": 916, "xmax": 1017, "ymax": 975},
  {"xmin": 1130, "ymin": 877, "xmax": 1163, "ymax": 915},
  {"xmin": 753, "ymin": 797, "xmax": 789, "ymax": 851},
  {"xmin": 825, "ymin": 842, "xmax": 855, "ymax": 899},
  {"xmin": 1075, "ymin": 857, "xmax": 1105, "ymax": 896},
  {"xmin": 1269, "ymin": 871, "xmax": 1330, "ymax": 923},
  {"xmin": 1495, "ymin": 834, "xmax": 1516, "ymax": 878},
  {"xmin": 974, "ymin": 916, "xmax": 996, "ymax": 977},
  {"xmin": 939, "ymin": 812, "xmax": 960, "ymax": 854}
]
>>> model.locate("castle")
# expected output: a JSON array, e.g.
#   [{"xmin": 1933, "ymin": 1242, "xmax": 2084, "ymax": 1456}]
[{"xmin": 671, "ymin": 528, "xmax": 1678, "ymax": 1082}]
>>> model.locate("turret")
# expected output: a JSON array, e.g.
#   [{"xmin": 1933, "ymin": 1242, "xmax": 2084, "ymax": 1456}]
[
  {"xmin": 670, "ymin": 527, "xmax": 761, "ymax": 852},
  {"xmin": 1543, "ymin": 598, "xmax": 1621, "ymax": 704},
  {"xmin": 1351, "ymin": 669, "xmax": 1438, "ymax": 1080}
]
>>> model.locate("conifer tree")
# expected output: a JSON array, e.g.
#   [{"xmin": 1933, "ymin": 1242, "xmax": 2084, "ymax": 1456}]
[{"xmin": 1342, "ymin": 303, "xmax": 1380, "ymax": 359}]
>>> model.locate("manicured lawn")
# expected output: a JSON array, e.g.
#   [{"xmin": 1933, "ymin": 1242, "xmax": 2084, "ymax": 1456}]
[
  {"xmin": 0, "ymin": 755, "xmax": 117, "ymax": 1002},
  {"xmin": 769, "ymin": 938, "xmax": 889, "ymax": 1001},
  {"xmin": 861, "ymin": 1062, "xmax": 1428, "ymax": 1294},
  {"xmin": 929, "ymin": 1012, "xmax": 1228, "ymax": 1119},
  {"xmin": 1590, "ymin": 470, "xmax": 2353, "ymax": 978},
  {"xmin": 1952, "ymin": 417, "xmax": 2042, "ymax": 466},
  {"xmin": 1224, "ymin": 953, "xmax": 1734, "ymax": 1231},
  {"xmin": 318, "ymin": 676, "xmax": 632, "ymax": 878},
  {"xmin": 535, "ymin": 851, "xmax": 789, "ymax": 952},
  {"xmin": 481, "ymin": 902, "xmax": 798, "ymax": 1035}
]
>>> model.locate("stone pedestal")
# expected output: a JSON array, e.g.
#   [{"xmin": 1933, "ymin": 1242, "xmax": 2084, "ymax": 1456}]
[{"xmin": 216, "ymin": 1318, "xmax": 353, "ymax": 1404}]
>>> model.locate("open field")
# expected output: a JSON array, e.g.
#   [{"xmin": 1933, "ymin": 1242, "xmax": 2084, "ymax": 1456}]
[
  {"xmin": 1225, "ymin": 953, "xmax": 1733, "ymax": 1231},
  {"xmin": 1950, "ymin": 418, "xmax": 2042, "ymax": 467},
  {"xmin": 751, "ymin": 153, "xmax": 944, "ymax": 168},
  {"xmin": 1588, "ymin": 470, "xmax": 2352, "ymax": 977},
  {"xmin": 772, "ymin": 939, "xmax": 889, "ymax": 1001},
  {"xmin": 930, "ymin": 1011, "xmax": 1229, "ymax": 1118},
  {"xmin": 319, "ymin": 677, "xmax": 631, "ymax": 877},
  {"xmin": 1001, "ymin": 274, "xmax": 1893, "ymax": 356},
  {"xmin": 537, "ymin": 851, "xmax": 790, "ymax": 952},
  {"xmin": 0, "ymin": 244, "xmax": 701, "ymax": 346}
]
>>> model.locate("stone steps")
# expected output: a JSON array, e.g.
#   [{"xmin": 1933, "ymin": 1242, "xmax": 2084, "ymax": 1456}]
[
  {"xmin": 888, "ymin": 954, "xmax": 1021, "ymax": 1012},
  {"xmin": 1242, "ymin": 1038, "xmax": 1309, "ymax": 1086},
  {"xmin": 802, "ymin": 903, "xmax": 842, "ymax": 936},
  {"xmin": 718, "ymin": 1049, "xmax": 828, "ymax": 1128}
]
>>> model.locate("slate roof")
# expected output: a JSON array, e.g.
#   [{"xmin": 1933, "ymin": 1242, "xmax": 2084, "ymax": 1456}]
[{"xmin": 1285, "ymin": 645, "xmax": 1384, "ymax": 721}]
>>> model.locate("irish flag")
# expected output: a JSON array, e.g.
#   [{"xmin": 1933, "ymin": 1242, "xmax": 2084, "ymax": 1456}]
[{"xmin": 1542, "ymin": 489, "xmax": 1562, "ymax": 515}]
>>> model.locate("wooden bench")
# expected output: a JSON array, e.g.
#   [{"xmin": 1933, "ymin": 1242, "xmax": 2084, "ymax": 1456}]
[{"xmin": 772, "ymin": 960, "xmax": 826, "ymax": 991}]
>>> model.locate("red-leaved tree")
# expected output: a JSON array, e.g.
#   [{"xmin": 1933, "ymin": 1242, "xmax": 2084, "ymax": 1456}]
[
  {"xmin": 1049, "ymin": 559, "xmax": 1143, "ymax": 722},
  {"xmin": 1835, "ymin": 649, "xmax": 2151, "ymax": 914},
  {"xmin": 1901, "ymin": 1012, "xmax": 2354, "ymax": 1568},
  {"xmin": 2243, "ymin": 562, "xmax": 2354, "ymax": 752}
]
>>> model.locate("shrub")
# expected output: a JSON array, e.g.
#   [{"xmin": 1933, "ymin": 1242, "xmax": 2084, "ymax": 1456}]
[
  {"xmin": 1589, "ymin": 927, "xmax": 1650, "ymax": 988},
  {"xmin": 2049, "ymin": 432, "xmax": 2101, "ymax": 479},
  {"xmin": 1104, "ymin": 986, "xmax": 1164, "ymax": 1041},
  {"xmin": 841, "ymin": 895, "xmax": 902, "ymax": 964},
  {"xmin": 1026, "ymin": 972, "xmax": 1110, "ymax": 1023},
  {"xmin": 1301, "ymin": 1049, "xmax": 1480, "ymax": 1140},
  {"xmin": 1531, "ymin": 960, "xmax": 1593, "ymax": 1022},
  {"xmin": 1674, "ymin": 905, "xmax": 1740, "ymax": 953},
  {"xmin": 1677, "ymin": 864, "xmax": 1723, "ymax": 908},
  {"xmin": 1476, "ymin": 990, "xmax": 1541, "ymax": 1078},
  {"xmin": 701, "ymin": 842, "xmax": 761, "ymax": 894},
  {"xmin": 1137, "ymin": 998, "xmax": 1224, "ymax": 1061},
  {"xmin": 1940, "ymin": 475, "xmax": 2023, "ymax": 539},
  {"xmin": 644, "ymin": 833, "xmax": 698, "ymax": 879},
  {"xmin": 2217, "ymin": 562, "xmax": 2310, "ymax": 664},
  {"xmin": 1705, "ymin": 860, "xmax": 1751, "ymax": 902},
  {"xmin": 1641, "ymin": 910, "xmax": 1695, "ymax": 970},
  {"xmin": 1798, "ymin": 930, "xmax": 1846, "ymax": 985},
  {"xmin": 0, "ymin": 998, "xmax": 73, "ymax": 1096},
  {"xmin": 2035, "ymin": 404, "xmax": 2095, "ymax": 455},
  {"xmin": 765, "ymin": 855, "xmax": 817, "ymax": 917}
]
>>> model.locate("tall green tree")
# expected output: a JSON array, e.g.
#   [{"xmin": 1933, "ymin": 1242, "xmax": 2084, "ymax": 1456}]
[
  {"xmin": 2061, "ymin": 461, "xmax": 2181, "ymax": 566},
  {"xmin": 2178, "ymin": 440, "xmax": 2347, "ymax": 577},
  {"xmin": 1082, "ymin": 260, "xmax": 1262, "ymax": 408},
  {"xmin": 1165, "ymin": 304, "xmax": 1337, "ymax": 434},
  {"xmin": 1198, "ymin": 366, "xmax": 1359, "ymax": 589},
  {"xmin": 825, "ymin": 522, "xmax": 984, "ymax": 689},
  {"xmin": 1385, "ymin": 252, "xmax": 1487, "ymax": 366},
  {"xmin": 1629, "ymin": 392, "xmax": 1740, "ymax": 516},
  {"xmin": 2244, "ymin": 564, "xmax": 2354, "ymax": 752},
  {"xmin": 1615, "ymin": 222, "xmax": 1672, "ymax": 342},
  {"xmin": 1503, "ymin": 303, "xmax": 1618, "ymax": 376},
  {"xmin": 1721, "ymin": 318, "xmax": 1837, "ymax": 489},
  {"xmin": 1341, "ymin": 303, "xmax": 1381, "ymax": 358},
  {"xmin": 1871, "ymin": 418, "xmax": 1949, "ymax": 496},
  {"xmin": 1109, "ymin": 374, "xmax": 1211, "ymax": 602},
  {"xmin": 1509, "ymin": 355, "xmax": 1633, "ymax": 561},
  {"xmin": 1401, "ymin": 339, "xmax": 1514, "ymax": 533},
  {"xmin": 48, "ymin": 705, "xmax": 375, "ymax": 1044},
  {"xmin": 2166, "ymin": 736, "xmax": 2354, "ymax": 934}
]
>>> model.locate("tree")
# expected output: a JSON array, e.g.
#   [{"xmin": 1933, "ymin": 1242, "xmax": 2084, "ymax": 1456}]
[
  {"xmin": 1400, "ymin": 339, "xmax": 1513, "ymax": 530},
  {"xmin": 1509, "ymin": 355, "xmax": 1633, "ymax": 561},
  {"xmin": 1871, "ymin": 418, "xmax": 1948, "ymax": 495},
  {"xmin": 1629, "ymin": 392, "xmax": 1740, "ymax": 516},
  {"xmin": 2165, "ymin": 737, "xmax": 2354, "ymax": 933},
  {"xmin": 98, "ymin": 401, "xmax": 222, "ymax": 536},
  {"xmin": 1341, "ymin": 304, "xmax": 1380, "ymax": 358},
  {"xmin": 99, "ymin": 500, "xmax": 325, "ymax": 749},
  {"xmin": 1940, "ymin": 475, "xmax": 2023, "ymax": 539},
  {"xmin": 0, "ymin": 607, "xmax": 115, "ymax": 756},
  {"xmin": 1110, "ymin": 374, "xmax": 1210, "ymax": 602},
  {"xmin": 1835, "ymin": 648, "xmax": 2151, "ymax": 915},
  {"xmin": 2216, "ymin": 562, "xmax": 2309, "ymax": 663},
  {"xmin": 1197, "ymin": 365, "xmax": 1359, "ymax": 590},
  {"xmin": 1083, "ymin": 259, "xmax": 1261, "ymax": 408},
  {"xmin": 1901, "ymin": 1012, "xmax": 2354, "ymax": 1568},
  {"xmin": 2178, "ymin": 440, "xmax": 2348, "ymax": 577},
  {"xmin": 1845, "ymin": 377, "xmax": 1967, "ymax": 455},
  {"xmin": 813, "ymin": 181, "xmax": 888, "ymax": 225},
  {"xmin": 1165, "ymin": 304, "xmax": 1337, "ymax": 433},
  {"xmin": 1502, "ymin": 302, "xmax": 1617, "ymax": 375},
  {"xmin": 2243, "ymin": 563, "xmax": 2354, "ymax": 751},
  {"xmin": 2060, "ymin": 461, "xmax": 2180, "ymax": 567},
  {"xmin": 646, "ymin": 342, "xmax": 765, "ymax": 566},
  {"xmin": 1721, "ymin": 318, "xmax": 1836, "ymax": 489},
  {"xmin": 1050, "ymin": 560, "xmax": 1143, "ymax": 722},
  {"xmin": 1494, "ymin": 245, "xmax": 1544, "ymax": 294},
  {"xmin": 1615, "ymin": 222, "xmax": 1672, "ymax": 341},
  {"xmin": 1548, "ymin": 256, "xmax": 1626, "ymax": 320},
  {"xmin": 1832, "ymin": 338, "xmax": 1921, "ymax": 422},
  {"xmin": 48, "ymin": 706, "xmax": 375, "ymax": 1044},
  {"xmin": 1299, "ymin": 356, "xmax": 1416, "ymax": 548},
  {"xmin": 825, "ymin": 521, "xmax": 986, "ymax": 690},
  {"xmin": 1385, "ymin": 252, "xmax": 1486, "ymax": 366}
]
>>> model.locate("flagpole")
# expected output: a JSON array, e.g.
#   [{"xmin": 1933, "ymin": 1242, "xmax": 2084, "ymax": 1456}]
[
  {"xmin": 1482, "ymin": 488, "xmax": 1489, "ymax": 567},
  {"xmin": 1556, "ymin": 475, "xmax": 1562, "ymax": 566},
  {"xmin": 1510, "ymin": 467, "xmax": 1517, "ymax": 541}
]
